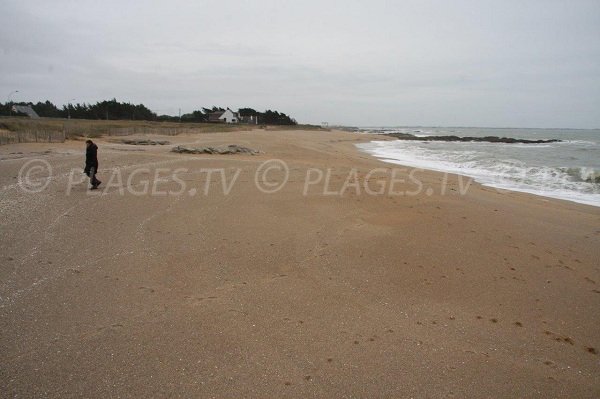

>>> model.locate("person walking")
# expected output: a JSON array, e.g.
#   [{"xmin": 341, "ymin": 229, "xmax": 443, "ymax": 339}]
[{"xmin": 84, "ymin": 139, "xmax": 101, "ymax": 190}]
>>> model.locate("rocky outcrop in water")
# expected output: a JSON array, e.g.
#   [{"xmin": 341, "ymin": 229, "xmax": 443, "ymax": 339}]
[{"xmin": 385, "ymin": 132, "xmax": 561, "ymax": 144}]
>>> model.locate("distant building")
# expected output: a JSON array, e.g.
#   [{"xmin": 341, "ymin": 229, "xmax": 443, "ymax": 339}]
[
  {"xmin": 207, "ymin": 111, "xmax": 224, "ymax": 122},
  {"xmin": 239, "ymin": 114, "xmax": 259, "ymax": 124},
  {"xmin": 12, "ymin": 105, "xmax": 40, "ymax": 118},
  {"xmin": 208, "ymin": 108, "xmax": 239, "ymax": 123},
  {"xmin": 220, "ymin": 109, "xmax": 239, "ymax": 123}
]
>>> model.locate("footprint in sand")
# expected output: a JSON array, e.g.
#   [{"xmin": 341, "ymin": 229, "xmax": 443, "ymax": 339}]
[
  {"xmin": 545, "ymin": 330, "xmax": 575, "ymax": 345},
  {"xmin": 228, "ymin": 309, "xmax": 248, "ymax": 316},
  {"xmin": 91, "ymin": 323, "xmax": 124, "ymax": 336},
  {"xmin": 556, "ymin": 337, "xmax": 575, "ymax": 345}
]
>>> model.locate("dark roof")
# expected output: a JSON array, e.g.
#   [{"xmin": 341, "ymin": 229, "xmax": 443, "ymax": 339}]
[{"xmin": 208, "ymin": 111, "xmax": 224, "ymax": 122}]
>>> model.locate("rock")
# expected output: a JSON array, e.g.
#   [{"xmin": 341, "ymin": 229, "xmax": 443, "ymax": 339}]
[
  {"xmin": 384, "ymin": 133, "xmax": 561, "ymax": 144},
  {"xmin": 171, "ymin": 145, "xmax": 260, "ymax": 155},
  {"xmin": 585, "ymin": 175, "xmax": 600, "ymax": 184},
  {"xmin": 113, "ymin": 139, "xmax": 170, "ymax": 145}
]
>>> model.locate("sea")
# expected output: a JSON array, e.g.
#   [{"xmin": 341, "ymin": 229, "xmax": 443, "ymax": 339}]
[{"xmin": 356, "ymin": 127, "xmax": 600, "ymax": 207}]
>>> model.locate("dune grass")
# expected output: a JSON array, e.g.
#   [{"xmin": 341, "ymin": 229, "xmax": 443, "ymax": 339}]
[
  {"xmin": 0, "ymin": 116, "xmax": 326, "ymax": 145},
  {"xmin": 0, "ymin": 117, "xmax": 247, "ymax": 136}
]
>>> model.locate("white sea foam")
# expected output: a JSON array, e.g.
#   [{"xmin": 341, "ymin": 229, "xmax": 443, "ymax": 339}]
[{"xmin": 358, "ymin": 139, "xmax": 600, "ymax": 207}]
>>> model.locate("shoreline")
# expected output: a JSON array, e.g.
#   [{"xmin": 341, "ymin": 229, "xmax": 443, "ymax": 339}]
[
  {"xmin": 1, "ymin": 129, "xmax": 599, "ymax": 397},
  {"xmin": 357, "ymin": 136, "xmax": 600, "ymax": 209}
]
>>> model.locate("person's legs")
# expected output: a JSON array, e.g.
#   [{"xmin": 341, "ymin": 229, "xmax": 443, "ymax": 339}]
[
  {"xmin": 94, "ymin": 166, "xmax": 101, "ymax": 187},
  {"xmin": 89, "ymin": 166, "xmax": 101, "ymax": 189}
]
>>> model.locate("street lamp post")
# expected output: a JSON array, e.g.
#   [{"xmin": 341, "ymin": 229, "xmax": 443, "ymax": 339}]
[{"xmin": 7, "ymin": 90, "xmax": 19, "ymax": 116}]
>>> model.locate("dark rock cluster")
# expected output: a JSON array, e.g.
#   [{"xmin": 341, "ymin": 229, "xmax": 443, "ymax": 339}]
[
  {"xmin": 385, "ymin": 132, "xmax": 561, "ymax": 144},
  {"xmin": 171, "ymin": 144, "xmax": 260, "ymax": 155},
  {"xmin": 115, "ymin": 139, "xmax": 170, "ymax": 145}
]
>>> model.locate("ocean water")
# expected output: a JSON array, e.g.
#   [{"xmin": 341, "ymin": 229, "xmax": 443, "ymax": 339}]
[{"xmin": 356, "ymin": 127, "xmax": 600, "ymax": 207}]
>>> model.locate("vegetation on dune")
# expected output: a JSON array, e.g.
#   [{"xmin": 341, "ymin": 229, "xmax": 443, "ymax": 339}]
[
  {"xmin": 0, "ymin": 117, "xmax": 248, "ymax": 137},
  {"xmin": 0, "ymin": 116, "xmax": 323, "ymax": 145},
  {"xmin": 0, "ymin": 99, "xmax": 325, "ymax": 145},
  {"xmin": 0, "ymin": 99, "xmax": 298, "ymax": 125}
]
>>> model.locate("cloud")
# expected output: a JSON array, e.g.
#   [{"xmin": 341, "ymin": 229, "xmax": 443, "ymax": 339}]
[{"xmin": 1, "ymin": 0, "xmax": 599, "ymax": 127}]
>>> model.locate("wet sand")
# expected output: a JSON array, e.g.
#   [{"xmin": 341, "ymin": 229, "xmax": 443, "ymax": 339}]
[{"xmin": 1, "ymin": 129, "xmax": 599, "ymax": 397}]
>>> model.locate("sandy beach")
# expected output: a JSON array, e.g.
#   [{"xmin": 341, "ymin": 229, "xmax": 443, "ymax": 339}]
[{"xmin": 1, "ymin": 128, "xmax": 599, "ymax": 397}]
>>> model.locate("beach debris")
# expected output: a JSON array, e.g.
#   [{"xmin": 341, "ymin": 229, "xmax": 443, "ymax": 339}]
[{"xmin": 171, "ymin": 144, "xmax": 260, "ymax": 155}]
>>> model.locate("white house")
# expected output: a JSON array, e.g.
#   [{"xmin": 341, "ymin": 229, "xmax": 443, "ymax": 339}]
[{"xmin": 218, "ymin": 109, "xmax": 239, "ymax": 123}]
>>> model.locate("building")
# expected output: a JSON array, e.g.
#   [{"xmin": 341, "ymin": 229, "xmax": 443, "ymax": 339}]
[
  {"xmin": 208, "ymin": 108, "xmax": 239, "ymax": 123},
  {"xmin": 207, "ymin": 111, "xmax": 223, "ymax": 123},
  {"xmin": 239, "ymin": 114, "xmax": 259, "ymax": 124},
  {"xmin": 11, "ymin": 105, "xmax": 40, "ymax": 118}
]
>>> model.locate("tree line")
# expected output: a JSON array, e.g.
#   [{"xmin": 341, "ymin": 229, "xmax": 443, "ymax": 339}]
[
  {"xmin": 0, "ymin": 99, "xmax": 297, "ymax": 125},
  {"xmin": 176, "ymin": 106, "xmax": 296, "ymax": 125}
]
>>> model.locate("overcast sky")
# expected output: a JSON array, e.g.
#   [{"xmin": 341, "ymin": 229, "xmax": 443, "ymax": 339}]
[{"xmin": 1, "ymin": 0, "xmax": 599, "ymax": 128}]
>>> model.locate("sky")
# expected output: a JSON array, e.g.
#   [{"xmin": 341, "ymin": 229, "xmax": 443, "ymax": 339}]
[{"xmin": 1, "ymin": 0, "xmax": 599, "ymax": 128}]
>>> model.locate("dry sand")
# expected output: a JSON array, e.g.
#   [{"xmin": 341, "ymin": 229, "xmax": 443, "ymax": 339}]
[{"xmin": 1, "ymin": 129, "xmax": 599, "ymax": 398}]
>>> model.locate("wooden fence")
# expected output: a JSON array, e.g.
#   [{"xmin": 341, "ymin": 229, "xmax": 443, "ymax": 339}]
[
  {"xmin": 0, "ymin": 130, "xmax": 66, "ymax": 145},
  {"xmin": 106, "ymin": 127, "xmax": 199, "ymax": 136},
  {"xmin": 0, "ymin": 127, "xmax": 195, "ymax": 145},
  {"xmin": 0, "ymin": 125, "xmax": 225, "ymax": 146}
]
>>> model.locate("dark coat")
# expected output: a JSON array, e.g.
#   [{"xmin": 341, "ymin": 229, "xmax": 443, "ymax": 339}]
[{"xmin": 84, "ymin": 143, "xmax": 98, "ymax": 176}]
